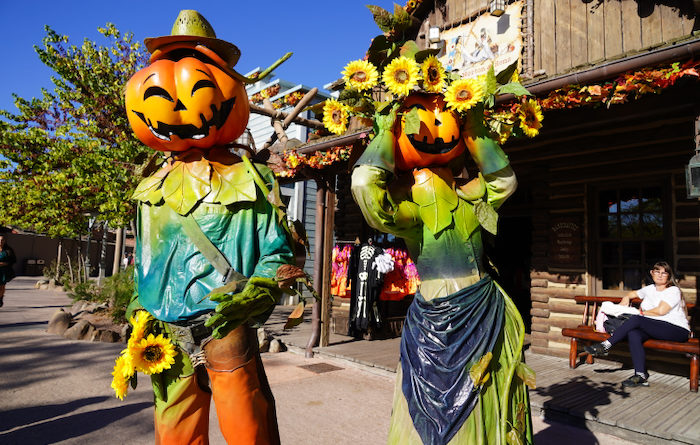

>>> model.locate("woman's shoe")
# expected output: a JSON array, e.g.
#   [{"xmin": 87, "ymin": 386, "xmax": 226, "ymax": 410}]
[
  {"xmin": 622, "ymin": 375, "xmax": 649, "ymax": 387},
  {"xmin": 584, "ymin": 343, "xmax": 609, "ymax": 357}
]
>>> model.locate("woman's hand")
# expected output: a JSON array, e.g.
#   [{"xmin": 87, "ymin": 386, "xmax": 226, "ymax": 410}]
[{"xmin": 620, "ymin": 291, "xmax": 636, "ymax": 307}]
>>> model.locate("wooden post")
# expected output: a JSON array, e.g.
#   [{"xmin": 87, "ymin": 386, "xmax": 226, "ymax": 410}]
[
  {"xmin": 55, "ymin": 241, "xmax": 62, "ymax": 281},
  {"xmin": 306, "ymin": 184, "xmax": 326, "ymax": 357},
  {"xmin": 320, "ymin": 179, "xmax": 336, "ymax": 347},
  {"xmin": 112, "ymin": 226, "xmax": 124, "ymax": 275}
]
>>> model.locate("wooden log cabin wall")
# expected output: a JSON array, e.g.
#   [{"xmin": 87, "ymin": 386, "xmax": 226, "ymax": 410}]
[{"xmin": 403, "ymin": 0, "xmax": 700, "ymax": 362}]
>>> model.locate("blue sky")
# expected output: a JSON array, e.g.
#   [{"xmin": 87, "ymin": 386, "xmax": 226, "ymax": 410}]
[{"xmin": 0, "ymin": 0, "xmax": 397, "ymax": 112}]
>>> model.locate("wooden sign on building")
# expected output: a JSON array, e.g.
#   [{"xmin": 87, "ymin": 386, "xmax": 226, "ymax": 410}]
[
  {"xmin": 548, "ymin": 217, "xmax": 584, "ymax": 269},
  {"xmin": 438, "ymin": 0, "xmax": 523, "ymax": 79}
]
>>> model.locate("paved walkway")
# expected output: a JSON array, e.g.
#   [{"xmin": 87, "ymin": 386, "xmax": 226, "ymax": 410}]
[{"xmin": 1, "ymin": 277, "xmax": 639, "ymax": 444}]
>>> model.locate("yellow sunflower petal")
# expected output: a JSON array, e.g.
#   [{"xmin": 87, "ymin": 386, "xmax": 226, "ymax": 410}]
[
  {"xmin": 518, "ymin": 99, "xmax": 543, "ymax": 138},
  {"xmin": 342, "ymin": 60, "xmax": 378, "ymax": 91},
  {"xmin": 132, "ymin": 334, "xmax": 178, "ymax": 375},
  {"xmin": 444, "ymin": 78, "xmax": 485, "ymax": 112},
  {"xmin": 128, "ymin": 311, "xmax": 152, "ymax": 348},
  {"xmin": 111, "ymin": 354, "xmax": 131, "ymax": 400},
  {"xmin": 322, "ymin": 99, "xmax": 350, "ymax": 135},
  {"xmin": 382, "ymin": 56, "xmax": 421, "ymax": 97},
  {"xmin": 421, "ymin": 56, "xmax": 446, "ymax": 93}
]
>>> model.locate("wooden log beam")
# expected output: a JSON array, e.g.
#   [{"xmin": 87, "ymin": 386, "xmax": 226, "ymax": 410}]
[
  {"xmin": 262, "ymin": 88, "xmax": 320, "ymax": 150},
  {"xmin": 262, "ymin": 99, "xmax": 288, "ymax": 147},
  {"xmin": 249, "ymin": 103, "xmax": 325, "ymax": 130}
]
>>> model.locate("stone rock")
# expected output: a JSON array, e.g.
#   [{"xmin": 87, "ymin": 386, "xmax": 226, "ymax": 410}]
[
  {"xmin": 64, "ymin": 320, "xmax": 91, "ymax": 340},
  {"xmin": 47, "ymin": 309, "xmax": 72, "ymax": 335},
  {"xmin": 259, "ymin": 338, "xmax": 270, "ymax": 353},
  {"xmin": 257, "ymin": 327, "xmax": 270, "ymax": 344},
  {"xmin": 84, "ymin": 324, "xmax": 96, "ymax": 341},
  {"xmin": 89, "ymin": 329, "xmax": 101, "ymax": 342},
  {"xmin": 71, "ymin": 300, "xmax": 87, "ymax": 315},
  {"xmin": 269, "ymin": 339, "xmax": 286, "ymax": 353},
  {"xmin": 99, "ymin": 330, "xmax": 120, "ymax": 343},
  {"xmin": 120, "ymin": 324, "xmax": 131, "ymax": 343},
  {"xmin": 39, "ymin": 284, "xmax": 49, "ymax": 290}
]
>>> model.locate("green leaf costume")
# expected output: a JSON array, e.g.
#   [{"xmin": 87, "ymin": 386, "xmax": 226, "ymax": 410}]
[{"xmin": 351, "ymin": 108, "xmax": 533, "ymax": 444}]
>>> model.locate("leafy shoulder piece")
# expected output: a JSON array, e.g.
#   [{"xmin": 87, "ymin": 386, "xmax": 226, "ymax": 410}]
[
  {"xmin": 162, "ymin": 153, "xmax": 211, "ymax": 215},
  {"xmin": 133, "ymin": 148, "xmax": 260, "ymax": 214},
  {"xmin": 411, "ymin": 168, "xmax": 458, "ymax": 235},
  {"xmin": 132, "ymin": 162, "xmax": 172, "ymax": 204},
  {"xmin": 208, "ymin": 161, "xmax": 257, "ymax": 205}
]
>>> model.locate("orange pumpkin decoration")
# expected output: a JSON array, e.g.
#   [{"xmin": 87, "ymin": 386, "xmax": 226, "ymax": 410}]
[
  {"xmin": 125, "ymin": 52, "xmax": 249, "ymax": 152},
  {"xmin": 394, "ymin": 93, "xmax": 466, "ymax": 171}
]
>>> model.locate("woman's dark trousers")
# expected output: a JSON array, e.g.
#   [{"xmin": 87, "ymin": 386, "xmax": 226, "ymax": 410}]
[{"xmin": 608, "ymin": 315, "xmax": 689, "ymax": 374}]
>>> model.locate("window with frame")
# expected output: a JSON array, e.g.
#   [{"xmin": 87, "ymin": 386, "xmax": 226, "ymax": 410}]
[{"xmin": 596, "ymin": 185, "xmax": 668, "ymax": 293}]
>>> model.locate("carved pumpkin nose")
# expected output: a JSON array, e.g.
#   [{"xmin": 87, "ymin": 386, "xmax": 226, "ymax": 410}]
[
  {"xmin": 434, "ymin": 118, "xmax": 441, "ymax": 126},
  {"xmin": 174, "ymin": 99, "xmax": 187, "ymax": 111}
]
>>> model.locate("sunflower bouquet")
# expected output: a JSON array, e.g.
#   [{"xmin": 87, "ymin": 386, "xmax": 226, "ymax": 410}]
[
  {"xmin": 324, "ymin": 48, "xmax": 542, "ymax": 144},
  {"xmin": 321, "ymin": 5, "xmax": 542, "ymax": 143},
  {"xmin": 110, "ymin": 311, "xmax": 177, "ymax": 400}
]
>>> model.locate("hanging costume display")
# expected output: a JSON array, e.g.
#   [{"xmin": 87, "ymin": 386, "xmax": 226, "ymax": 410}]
[
  {"xmin": 113, "ymin": 10, "xmax": 296, "ymax": 445},
  {"xmin": 332, "ymin": 243, "xmax": 419, "ymax": 301}
]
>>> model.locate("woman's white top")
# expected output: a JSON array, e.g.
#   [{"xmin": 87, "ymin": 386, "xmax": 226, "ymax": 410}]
[{"xmin": 638, "ymin": 285, "xmax": 690, "ymax": 331}]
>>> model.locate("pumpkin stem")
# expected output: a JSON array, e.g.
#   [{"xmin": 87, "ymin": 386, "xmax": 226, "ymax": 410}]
[{"xmin": 232, "ymin": 52, "xmax": 293, "ymax": 84}]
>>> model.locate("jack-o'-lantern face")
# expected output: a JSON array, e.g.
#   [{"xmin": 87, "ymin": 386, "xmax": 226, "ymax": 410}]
[
  {"xmin": 394, "ymin": 93, "xmax": 466, "ymax": 171},
  {"xmin": 125, "ymin": 51, "xmax": 249, "ymax": 152}
]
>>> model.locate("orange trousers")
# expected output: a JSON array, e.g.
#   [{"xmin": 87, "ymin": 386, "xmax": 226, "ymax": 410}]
[{"xmin": 152, "ymin": 327, "xmax": 279, "ymax": 445}]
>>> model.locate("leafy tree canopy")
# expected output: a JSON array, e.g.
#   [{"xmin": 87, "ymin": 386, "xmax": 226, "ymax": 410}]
[{"xmin": 0, "ymin": 24, "xmax": 151, "ymax": 238}]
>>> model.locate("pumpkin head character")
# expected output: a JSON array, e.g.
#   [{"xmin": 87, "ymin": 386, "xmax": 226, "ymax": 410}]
[
  {"xmin": 125, "ymin": 49, "xmax": 249, "ymax": 152},
  {"xmin": 394, "ymin": 93, "xmax": 466, "ymax": 171},
  {"xmin": 125, "ymin": 10, "xmax": 249, "ymax": 152}
]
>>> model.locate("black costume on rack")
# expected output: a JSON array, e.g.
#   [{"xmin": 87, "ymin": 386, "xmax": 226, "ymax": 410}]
[{"xmin": 348, "ymin": 241, "xmax": 386, "ymax": 337}]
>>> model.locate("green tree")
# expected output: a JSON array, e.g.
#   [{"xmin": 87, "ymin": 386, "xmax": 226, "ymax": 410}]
[{"xmin": 0, "ymin": 24, "xmax": 151, "ymax": 238}]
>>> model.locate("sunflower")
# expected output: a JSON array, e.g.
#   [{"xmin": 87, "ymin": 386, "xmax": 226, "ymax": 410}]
[
  {"xmin": 323, "ymin": 99, "xmax": 350, "ymax": 135},
  {"xmin": 421, "ymin": 56, "xmax": 446, "ymax": 93},
  {"xmin": 382, "ymin": 56, "xmax": 420, "ymax": 97},
  {"xmin": 518, "ymin": 99, "xmax": 543, "ymax": 137},
  {"xmin": 445, "ymin": 78, "xmax": 485, "ymax": 112},
  {"xmin": 111, "ymin": 354, "xmax": 133, "ymax": 400},
  {"xmin": 497, "ymin": 124, "xmax": 513, "ymax": 144},
  {"xmin": 128, "ymin": 311, "xmax": 152, "ymax": 348},
  {"xmin": 131, "ymin": 334, "xmax": 177, "ymax": 375},
  {"xmin": 343, "ymin": 60, "xmax": 378, "ymax": 91}
]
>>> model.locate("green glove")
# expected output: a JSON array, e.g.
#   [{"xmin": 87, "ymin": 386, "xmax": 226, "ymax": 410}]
[
  {"xmin": 204, "ymin": 277, "xmax": 280, "ymax": 339},
  {"xmin": 353, "ymin": 104, "xmax": 399, "ymax": 174},
  {"xmin": 463, "ymin": 104, "xmax": 509, "ymax": 175}
]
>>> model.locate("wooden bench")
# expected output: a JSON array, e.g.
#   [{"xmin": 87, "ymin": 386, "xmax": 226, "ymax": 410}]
[{"xmin": 561, "ymin": 296, "xmax": 699, "ymax": 392}]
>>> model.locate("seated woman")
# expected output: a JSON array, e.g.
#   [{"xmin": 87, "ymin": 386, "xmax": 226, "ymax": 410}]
[{"xmin": 586, "ymin": 261, "xmax": 691, "ymax": 387}]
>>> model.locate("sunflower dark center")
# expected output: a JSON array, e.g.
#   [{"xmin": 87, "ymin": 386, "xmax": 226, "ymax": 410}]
[
  {"xmin": 145, "ymin": 345, "xmax": 163, "ymax": 362},
  {"xmin": 457, "ymin": 89, "xmax": 472, "ymax": 100},
  {"xmin": 395, "ymin": 69, "xmax": 409, "ymax": 83},
  {"xmin": 524, "ymin": 109, "xmax": 535, "ymax": 124},
  {"xmin": 332, "ymin": 109, "xmax": 342, "ymax": 124},
  {"xmin": 352, "ymin": 71, "xmax": 367, "ymax": 82},
  {"xmin": 427, "ymin": 67, "xmax": 439, "ymax": 83}
]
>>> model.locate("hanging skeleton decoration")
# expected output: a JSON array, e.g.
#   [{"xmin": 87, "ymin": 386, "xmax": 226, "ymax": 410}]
[{"xmin": 348, "ymin": 243, "xmax": 394, "ymax": 338}]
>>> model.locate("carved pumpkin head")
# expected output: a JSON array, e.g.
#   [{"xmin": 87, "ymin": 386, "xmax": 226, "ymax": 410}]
[
  {"xmin": 125, "ymin": 47, "xmax": 249, "ymax": 152},
  {"xmin": 394, "ymin": 93, "xmax": 466, "ymax": 171}
]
